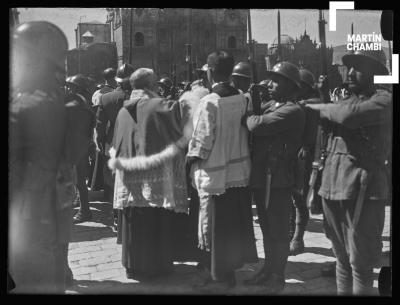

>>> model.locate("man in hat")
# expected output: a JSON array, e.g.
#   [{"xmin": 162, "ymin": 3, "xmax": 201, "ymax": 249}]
[
  {"xmin": 92, "ymin": 68, "xmax": 117, "ymax": 108},
  {"xmin": 157, "ymin": 77, "xmax": 174, "ymax": 99},
  {"xmin": 96, "ymin": 63, "xmax": 135, "ymax": 230},
  {"xmin": 9, "ymin": 21, "xmax": 70, "ymax": 293},
  {"xmin": 244, "ymin": 62, "xmax": 305, "ymax": 293},
  {"xmin": 305, "ymin": 50, "xmax": 392, "ymax": 295},
  {"xmin": 187, "ymin": 50, "xmax": 258, "ymax": 292},
  {"xmin": 90, "ymin": 68, "xmax": 117, "ymax": 193}
]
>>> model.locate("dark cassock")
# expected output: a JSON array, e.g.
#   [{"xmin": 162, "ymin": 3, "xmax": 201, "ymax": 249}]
[
  {"xmin": 109, "ymin": 89, "xmax": 196, "ymax": 278},
  {"xmin": 187, "ymin": 82, "xmax": 258, "ymax": 286}
]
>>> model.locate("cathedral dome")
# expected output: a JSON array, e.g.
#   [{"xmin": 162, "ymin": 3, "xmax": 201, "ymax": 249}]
[{"xmin": 272, "ymin": 34, "xmax": 295, "ymax": 45}]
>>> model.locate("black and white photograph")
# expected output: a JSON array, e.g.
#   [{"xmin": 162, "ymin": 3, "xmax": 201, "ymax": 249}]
[{"xmin": 8, "ymin": 6, "xmax": 395, "ymax": 295}]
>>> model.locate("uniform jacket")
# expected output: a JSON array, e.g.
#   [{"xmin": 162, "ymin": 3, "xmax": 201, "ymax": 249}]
[
  {"xmin": 246, "ymin": 99, "xmax": 305, "ymax": 189},
  {"xmin": 318, "ymin": 89, "xmax": 392, "ymax": 201},
  {"xmin": 96, "ymin": 87, "xmax": 130, "ymax": 150},
  {"xmin": 10, "ymin": 89, "xmax": 66, "ymax": 224},
  {"xmin": 64, "ymin": 94, "xmax": 96, "ymax": 165}
]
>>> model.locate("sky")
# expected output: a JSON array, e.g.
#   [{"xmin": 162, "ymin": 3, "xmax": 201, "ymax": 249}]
[{"xmin": 17, "ymin": 8, "xmax": 384, "ymax": 50}]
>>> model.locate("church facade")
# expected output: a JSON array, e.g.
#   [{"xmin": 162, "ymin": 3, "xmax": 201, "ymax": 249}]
[
  {"xmin": 266, "ymin": 31, "xmax": 343, "ymax": 89},
  {"xmin": 106, "ymin": 8, "xmax": 250, "ymax": 82}
]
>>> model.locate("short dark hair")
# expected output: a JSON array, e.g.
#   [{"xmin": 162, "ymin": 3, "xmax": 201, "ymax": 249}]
[{"xmin": 207, "ymin": 51, "xmax": 234, "ymax": 78}]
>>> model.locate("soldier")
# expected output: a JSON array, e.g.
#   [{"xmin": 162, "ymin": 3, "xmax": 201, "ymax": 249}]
[
  {"xmin": 289, "ymin": 68, "xmax": 319, "ymax": 255},
  {"xmin": 92, "ymin": 68, "xmax": 117, "ymax": 108},
  {"xmin": 96, "ymin": 63, "xmax": 135, "ymax": 230},
  {"xmin": 90, "ymin": 68, "xmax": 117, "ymax": 192},
  {"xmin": 305, "ymin": 50, "xmax": 391, "ymax": 295},
  {"xmin": 244, "ymin": 62, "xmax": 305, "ymax": 293},
  {"xmin": 9, "ymin": 21, "xmax": 70, "ymax": 293},
  {"xmin": 157, "ymin": 77, "xmax": 173, "ymax": 99},
  {"xmin": 65, "ymin": 75, "xmax": 96, "ymax": 224}
]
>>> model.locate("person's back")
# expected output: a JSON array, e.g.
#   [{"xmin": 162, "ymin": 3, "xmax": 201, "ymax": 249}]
[{"xmin": 9, "ymin": 21, "xmax": 70, "ymax": 293}]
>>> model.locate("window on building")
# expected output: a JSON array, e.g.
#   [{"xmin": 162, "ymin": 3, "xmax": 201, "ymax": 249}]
[
  {"xmin": 135, "ymin": 32, "xmax": 144, "ymax": 46},
  {"xmin": 228, "ymin": 36, "xmax": 236, "ymax": 49}
]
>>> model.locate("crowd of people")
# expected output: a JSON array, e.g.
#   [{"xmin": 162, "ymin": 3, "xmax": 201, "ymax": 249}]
[{"xmin": 9, "ymin": 21, "xmax": 392, "ymax": 295}]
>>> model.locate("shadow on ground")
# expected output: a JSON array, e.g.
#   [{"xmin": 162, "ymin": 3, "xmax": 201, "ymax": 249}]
[{"xmin": 70, "ymin": 201, "xmax": 117, "ymax": 243}]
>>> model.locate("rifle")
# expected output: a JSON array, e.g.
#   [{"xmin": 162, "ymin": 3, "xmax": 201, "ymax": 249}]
[{"xmin": 306, "ymin": 10, "xmax": 330, "ymax": 215}]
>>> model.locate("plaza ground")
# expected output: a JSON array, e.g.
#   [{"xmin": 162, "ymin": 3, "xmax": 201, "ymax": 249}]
[{"xmin": 66, "ymin": 192, "xmax": 391, "ymax": 295}]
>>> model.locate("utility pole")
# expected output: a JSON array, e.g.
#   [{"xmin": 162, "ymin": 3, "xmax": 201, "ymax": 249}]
[
  {"xmin": 247, "ymin": 9, "xmax": 257, "ymax": 82},
  {"xmin": 318, "ymin": 10, "xmax": 328, "ymax": 77},
  {"xmin": 129, "ymin": 8, "xmax": 133, "ymax": 64},
  {"xmin": 277, "ymin": 10, "xmax": 281, "ymax": 62}
]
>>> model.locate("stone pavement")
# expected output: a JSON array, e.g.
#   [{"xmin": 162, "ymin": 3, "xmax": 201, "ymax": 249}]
[{"xmin": 66, "ymin": 193, "xmax": 391, "ymax": 295}]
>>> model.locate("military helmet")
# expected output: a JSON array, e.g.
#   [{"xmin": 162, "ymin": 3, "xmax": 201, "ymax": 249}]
[
  {"xmin": 158, "ymin": 77, "xmax": 173, "ymax": 89},
  {"xmin": 66, "ymin": 74, "xmax": 90, "ymax": 92},
  {"xmin": 265, "ymin": 61, "xmax": 301, "ymax": 90},
  {"xmin": 232, "ymin": 62, "xmax": 252, "ymax": 79},
  {"xmin": 115, "ymin": 63, "xmax": 135, "ymax": 83},
  {"xmin": 342, "ymin": 50, "xmax": 388, "ymax": 75},
  {"xmin": 102, "ymin": 68, "xmax": 117, "ymax": 80},
  {"xmin": 13, "ymin": 21, "xmax": 68, "ymax": 71},
  {"xmin": 298, "ymin": 68, "xmax": 316, "ymax": 90}
]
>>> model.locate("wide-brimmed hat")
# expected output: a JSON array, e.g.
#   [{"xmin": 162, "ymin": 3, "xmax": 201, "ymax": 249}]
[{"xmin": 342, "ymin": 50, "xmax": 388, "ymax": 75}]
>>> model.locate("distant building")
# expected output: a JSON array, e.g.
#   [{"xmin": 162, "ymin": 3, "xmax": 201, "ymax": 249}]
[
  {"xmin": 106, "ymin": 8, "xmax": 259, "ymax": 82},
  {"xmin": 75, "ymin": 21, "xmax": 111, "ymax": 47},
  {"xmin": 266, "ymin": 30, "xmax": 343, "ymax": 89}
]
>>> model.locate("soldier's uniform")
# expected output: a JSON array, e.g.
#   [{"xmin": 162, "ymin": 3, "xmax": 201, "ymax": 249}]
[
  {"xmin": 308, "ymin": 50, "xmax": 391, "ymax": 295},
  {"xmin": 245, "ymin": 62, "xmax": 305, "ymax": 292},
  {"xmin": 65, "ymin": 77, "xmax": 96, "ymax": 224},
  {"xmin": 9, "ymin": 21, "xmax": 70, "ymax": 293},
  {"xmin": 95, "ymin": 64, "xmax": 134, "ymax": 201}
]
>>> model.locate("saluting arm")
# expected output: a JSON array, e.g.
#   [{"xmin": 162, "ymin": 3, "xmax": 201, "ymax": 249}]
[{"xmin": 309, "ymin": 91, "xmax": 392, "ymax": 129}]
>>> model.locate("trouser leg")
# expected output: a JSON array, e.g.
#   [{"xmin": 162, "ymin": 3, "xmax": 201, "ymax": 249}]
[
  {"xmin": 254, "ymin": 188, "xmax": 291, "ymax": 277},
  {"xmin": 76, "ymin": 153, "xmax": 90, "ymax": 214},
  {"xmin": 292, "ymin": 194, "xmax": 310, "ymax": 241},
  {"xmin": 349, "ymin": 199, "xmax": 385, "ymax": 295},
  {"xmin": 322, "ymin": 198, "xmax": 353, "ymax": 295}
]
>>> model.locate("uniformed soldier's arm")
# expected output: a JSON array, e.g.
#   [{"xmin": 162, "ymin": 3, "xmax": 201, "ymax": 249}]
[
  {"xmin": 313, "ymin": 91, "xmax": 392, "ymax": 129},
  {"xmin": 187, "ymin": 100, "xmax": 217, "ymax": 160},
  {"xmin": 246, "ymin": 103, "xmax": 304, "ymax": 136}
]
